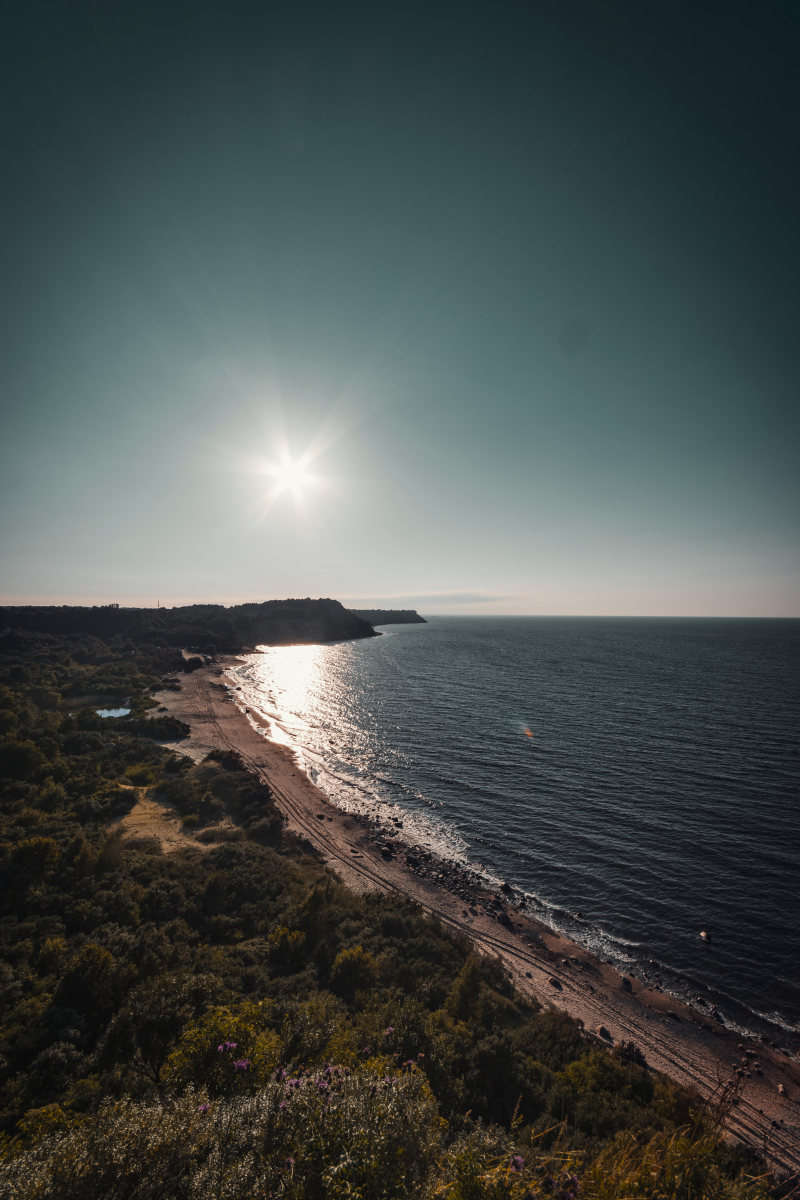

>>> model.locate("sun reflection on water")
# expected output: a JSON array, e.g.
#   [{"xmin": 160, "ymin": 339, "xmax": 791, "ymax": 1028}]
[{"xmin": 246, "ymin": 643, "xmax": 325, "ymax": 750}]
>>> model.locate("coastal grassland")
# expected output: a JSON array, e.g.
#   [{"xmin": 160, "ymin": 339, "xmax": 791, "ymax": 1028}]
[{"xmin": 0, "ymin": 634, "xmax": 777, "ymax": 1198}]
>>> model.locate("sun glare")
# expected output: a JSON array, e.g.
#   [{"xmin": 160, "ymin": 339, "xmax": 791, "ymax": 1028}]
[
  {"xmin": 269, "ymin": 456, "xmax": 313, "ymax": 497},
  {"xmin": 238, "ymin": 410, "xmax": 346, "ymax": 524}
]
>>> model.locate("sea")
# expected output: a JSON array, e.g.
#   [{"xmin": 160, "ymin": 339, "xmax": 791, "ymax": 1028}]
[{"xmin": 229, "ymin": 617, "xmax": 800, "ymax": 1053}]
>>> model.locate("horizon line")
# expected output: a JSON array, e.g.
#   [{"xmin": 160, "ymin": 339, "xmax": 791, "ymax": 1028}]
[{"xmin": 1, "ymin": 597, "xmax": 798, "ymax": 621}]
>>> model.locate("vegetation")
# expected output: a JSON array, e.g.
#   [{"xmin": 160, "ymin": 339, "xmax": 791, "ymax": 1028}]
[
  {"xmin": 0, "ymin": 630, "xmax": 777, "ymax": 1197},
  {"xmin": 0, "ymin": 598, "xmax": 375, "ymax": 653},
  {"xmin": 348, "ymin": 610, "xmax": 427, "ymax": 626}
]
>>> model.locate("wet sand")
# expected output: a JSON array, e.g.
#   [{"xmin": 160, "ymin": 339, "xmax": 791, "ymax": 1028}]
[{"xmin": 155, "ymin": 658, "xmax": 800, "ymax": 1178}]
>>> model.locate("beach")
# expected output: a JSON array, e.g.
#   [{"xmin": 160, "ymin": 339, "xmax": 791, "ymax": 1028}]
[{"xmin": 155, "ymin": 657, "xmax": 800, "ymax": 1177}]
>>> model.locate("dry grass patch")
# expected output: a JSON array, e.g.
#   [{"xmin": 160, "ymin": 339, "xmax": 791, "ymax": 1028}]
[{"xmin": 111, "ymin": 787, "xmax": 240, "ymax": 853}]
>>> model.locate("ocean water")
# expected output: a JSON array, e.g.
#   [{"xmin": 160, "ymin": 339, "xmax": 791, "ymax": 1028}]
[{"xmin": 231, "ymin": 617, "xmax": 800, "ymax": 1050}]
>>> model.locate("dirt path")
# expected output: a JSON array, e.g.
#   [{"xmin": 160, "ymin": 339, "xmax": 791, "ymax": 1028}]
[{"xmin": 155, "ymin": 661, "xmax": 800, "ymax": 1179}]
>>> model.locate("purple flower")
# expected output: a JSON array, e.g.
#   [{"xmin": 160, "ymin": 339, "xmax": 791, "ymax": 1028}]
[
  {"xmin": 217, "ymin": 1044, "xmax": 225, "ymax": 1053},
  {"xmin": 197, "ymin": 1103, "xmax": 210, "ymax": 1113},
  {"xmin": 403, "ymin": 1059, "xmax": 415, "ymax": 1068},
  {"xmin": 233, "ymin": 1058, "xmax": 251, "ymax": 1071},
  {"xmin": 510, "ymin": 1154, "xmax": 525, "ymax": 1172},
  {"xmin": 384, "ymin": 1026, "xmax": 395, "ymax": 1036},
  {"xmin": 225, "ymin": 1041, "xmax": 238, "ymax": 1050},
  {"xmin": 279, "ymin": 1101, "xmax": 287, "ymax": 1110},
  {"xmin": 285, "ymin": 1156, "xmax": 295, "ymax": 1168}
]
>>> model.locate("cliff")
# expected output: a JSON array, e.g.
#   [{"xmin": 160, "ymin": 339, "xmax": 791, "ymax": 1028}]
[
  {"xmin": 349, "ymin": 609, "xmax": 426, "ymax": 626},
  {"xmin": 0, "ymin": 598, "xmax": 377, "ymax": 651}
]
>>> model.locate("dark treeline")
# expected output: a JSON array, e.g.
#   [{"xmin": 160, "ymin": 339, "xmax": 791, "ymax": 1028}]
[
  {"xmin": 0, "ymin": 634, "xmax": 776, "ymax": 1198},
  {"xmin": 0, "ymin": 598, "xmax": 376, "ymax": 653}
]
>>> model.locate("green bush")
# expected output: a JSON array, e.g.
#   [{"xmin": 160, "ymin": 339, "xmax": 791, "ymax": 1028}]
[
  {"xmin": 330, "ymin": 945, "xmax": 378, "ymax": 1003},
  {"xmin": 162, "ymin": 1004, "xmax": 281, "ymax": 1095},
  {"xmin": 1, "ymin": 1070, "xmax": 442, "ymax": 1200},
  {"xmin": 0, "ymin": 737, "xmax": 46, "ymax": 780},
  {"xmin": 585, "ymin": 1126, "xmax": 771, "ymax": 1200}
]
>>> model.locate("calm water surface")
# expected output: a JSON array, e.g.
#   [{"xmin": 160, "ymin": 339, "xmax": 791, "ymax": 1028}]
[{"xmin": 231, "ymin": 617, "xmax": 800, "ymax": 1049}]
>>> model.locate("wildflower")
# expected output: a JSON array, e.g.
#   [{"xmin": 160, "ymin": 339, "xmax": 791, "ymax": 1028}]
[
  {"xmin": 217, "ymin": 1044, "xmax": 225, "ymax": 1053},
  {"xmin": 285, "ymin": 1156, "xmax": 295, "ymax": 1168},
  {"xmin": 510, "ymin": 1155, "xmax": 525, "ymax": 1172},
  {"xmin": 279, "ymin": 1101, "xmax": 287, "ymax": 1111},
  {"xmin": 384, "ymin": 1026, "xmax": 395, "ymax": 1036},
  {"xmin": 403, "ymin": 1059, "xmax": 415, "ymax": 1068},
  {"xmin": 225, "ymin": 1041, "xmax": 238, "ymax": 1051},
  {"xmin": 233, "ymin": 1058, "xmax": 251, "ymax": 1071},
  {"xmin": 197, "ymin": 1103, "xmax": 210, "ymax": 1114}
]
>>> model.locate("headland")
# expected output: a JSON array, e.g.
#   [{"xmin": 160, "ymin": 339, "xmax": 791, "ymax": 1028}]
[
  {"xmin": 348, "ymin": 609, "xmax": 427, "ymax": 626},
  {"xmin": 1, "ymin": 597, "xmax": 377, "ymax": 650}
]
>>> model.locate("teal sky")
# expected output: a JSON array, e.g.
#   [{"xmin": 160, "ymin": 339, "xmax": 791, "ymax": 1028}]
[{"xmin": 2, "ymin": 1, "xmax": 798, "ymax": 615}]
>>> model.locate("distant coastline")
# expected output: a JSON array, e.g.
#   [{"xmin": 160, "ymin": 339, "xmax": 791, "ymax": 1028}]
[{"xmin": 349, "ymin": 608, "xmax": 426, "ymax": 626}]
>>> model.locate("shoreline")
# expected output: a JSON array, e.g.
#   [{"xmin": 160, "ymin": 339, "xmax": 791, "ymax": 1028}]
[{"xmin": 155, "ymin": 656, "xmax": 800, "ymax": 1177}]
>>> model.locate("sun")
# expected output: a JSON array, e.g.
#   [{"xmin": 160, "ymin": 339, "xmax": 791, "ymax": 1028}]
[
  {"xmin": 270, "ymin": 457, "xmax": 312, "ymax": 496},
  {"xmin": 263, "ymin": 453, "xmax": 317, "ymax": 504},
  {"xmin": 246, "ymin": 432, "xmax": 332, "ymax": 523}
]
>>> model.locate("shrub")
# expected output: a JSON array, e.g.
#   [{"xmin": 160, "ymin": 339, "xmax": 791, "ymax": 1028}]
[
  {"xmin": 162, "ymin": 1004, "xmax": 281, "ymax": 1095},
  {"xmin": 585, "ymin": 1126, "xmax": 772, "ymax": 1200},
  {"xmin": 330, "ymin": 945, "xmax": 378, "ymax": 1003},
  {"xmin": 1, "ymin": 1070, "xmax": 443, "ymax": 1200},
  {"xmin": 0, "ymin": 738, "xmax": 46, "ymax": 780}
]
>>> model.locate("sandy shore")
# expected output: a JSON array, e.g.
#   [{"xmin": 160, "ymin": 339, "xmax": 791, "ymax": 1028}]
[{"xmin": 154, "ymin": 657, "xmax": 800, "ymax": 1178}]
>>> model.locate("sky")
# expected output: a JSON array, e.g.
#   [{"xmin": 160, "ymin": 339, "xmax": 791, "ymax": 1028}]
[{"xmin": 2, "ymin": 0, "xmax": 798, "ymax": 616}]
